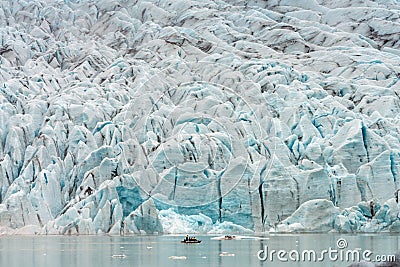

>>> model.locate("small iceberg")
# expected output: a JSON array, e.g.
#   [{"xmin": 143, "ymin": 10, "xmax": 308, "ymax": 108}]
[
  {"xmin": 111, "ymin": 254, "xmax": 127, "ymax": 259},
  {"xmin": 219, "ymin": 252, "xmax": 235, "ymax": 257},
  {"xmin": 169, "ymin": 256, "xmax": 187, "ymax": 260}
]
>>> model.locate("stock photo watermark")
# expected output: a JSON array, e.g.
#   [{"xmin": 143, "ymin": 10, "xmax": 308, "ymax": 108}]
[{"xmin": 257, "ymin": 238, "xmax": 396, "ymax": 263}]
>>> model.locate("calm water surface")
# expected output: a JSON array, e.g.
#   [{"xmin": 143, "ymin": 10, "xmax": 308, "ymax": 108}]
[{"xmin": 0, "ymin": 234, "xmax": 399, "ymax": 267}]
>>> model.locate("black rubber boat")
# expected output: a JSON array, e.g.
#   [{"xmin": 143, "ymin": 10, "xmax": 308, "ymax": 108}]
[{"xmin": 181, "ymin": 239, "xmax": 201, "ymax": 244}]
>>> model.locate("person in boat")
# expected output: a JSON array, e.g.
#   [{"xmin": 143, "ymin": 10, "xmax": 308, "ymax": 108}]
[
  {"xmin": 370, "ymin": 200, "xmax": 375, "ymax": 217},
  {"xmin": 185, "ymin": 235, "xmax": 189, "ymax": 241}
]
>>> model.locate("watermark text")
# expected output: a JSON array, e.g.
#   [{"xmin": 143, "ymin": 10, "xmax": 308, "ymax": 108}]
[{"xmin": 257, "ymin": 238, "xmax": 396, "ymax": 263}]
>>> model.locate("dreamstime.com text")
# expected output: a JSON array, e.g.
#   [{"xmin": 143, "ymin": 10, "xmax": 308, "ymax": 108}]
[{"xmin": 257, "ymin": 238, "xmax": 396, "ymax": 263}]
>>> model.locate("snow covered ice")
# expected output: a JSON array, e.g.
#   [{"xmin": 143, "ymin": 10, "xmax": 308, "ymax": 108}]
[{"xmin": 0, "ymin": 0, "xmax": 399, "ymax": 234}]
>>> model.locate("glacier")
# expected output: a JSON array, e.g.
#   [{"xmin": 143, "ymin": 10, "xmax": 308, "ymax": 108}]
[{"xmin": 0, "ymin": 0, "xmax": 399, "ymax": 235}]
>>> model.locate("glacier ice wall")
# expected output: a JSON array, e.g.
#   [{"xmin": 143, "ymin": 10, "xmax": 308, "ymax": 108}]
[{"xmin": 0, "ymin": 0, "xmax": 399, "ymax": 234}]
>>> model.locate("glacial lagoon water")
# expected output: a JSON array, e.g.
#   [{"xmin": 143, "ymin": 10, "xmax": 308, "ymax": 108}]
[{"xmin": 0, "ymin": 234, "xmax": 399, "ymax": 267}]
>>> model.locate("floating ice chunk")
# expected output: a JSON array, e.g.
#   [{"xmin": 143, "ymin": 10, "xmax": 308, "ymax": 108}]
[
  {"xmin": 219, "ymin": 252, "xmax": 235, "ymax": 257},
  {"xmin": 111, "ymin": 254, "xmax": 126, "ymax": 259}
]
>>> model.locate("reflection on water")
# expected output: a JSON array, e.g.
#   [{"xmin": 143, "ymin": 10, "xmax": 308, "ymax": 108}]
[{"xmin": 0, "ymin": 234, "xmax": 398, "ymax": 267}]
